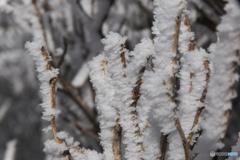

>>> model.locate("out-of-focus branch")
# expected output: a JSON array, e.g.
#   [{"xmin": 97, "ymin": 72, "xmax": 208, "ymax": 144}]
[
  {"xmin": 32, "ymin": 0, "xmax": 47, "ymax": 45},
  {"xmin": 58, "ymin": 74, "xmax": 98, "ymax": 127},
  {"xmin": 0, "ymin": 101, "xmax": 11, "ymax": 123},
  {"xmin": 4, "ymin": 139, "xmax": 18, "ymax": 160},
  {"xmin": 61, "ymin": 115, "xmax": 100, "ymax": 142},
  {"xmin": 202, "ymin": 0, "xmax": 226, "ymax": 16},
  {"xmin": 96, "ymin": 0, "xmax": 115, "ymax": 38},
  {"xmin": 194, "ymin": 4, "xmax": 219, "ymax": 32},
  {"xmin": 75, "ymin": 0, "xmax": 93, "ymax": 20},
  {"xmin": 56, "ymin": 37, "xmax": 68, "ymax": 68}
]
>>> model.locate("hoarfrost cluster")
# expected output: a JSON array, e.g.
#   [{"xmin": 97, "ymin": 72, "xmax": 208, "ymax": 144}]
[{"xmin": 1, "ymin": 0, "xmax": 240, "ymax": 160}]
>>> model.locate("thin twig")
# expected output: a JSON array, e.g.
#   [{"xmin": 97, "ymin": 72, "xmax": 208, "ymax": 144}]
[
  {"xmin": 61, "ymin": 115, "xmax": 100, "ymax": 142},
  {"xmin": 32, "ymin": 0, "xmax": 47, "ymax": 46},
  {"xmin": 57, "ymin": 37, "xmax": 68, "ymax": 68},
  {"xmin": 172, "ymin": 9, "xmax": 190, "ymax": 160},
  {"xmin": 75, "ymin": 0, "xmax": 93, "ymax": 20},
  {"xmin": 57, "ymin": 74, "xmax": 98, "ymax": 127},
  {"xmin": 41, "ymin": 47, "xmax": 61, "ymax": 144}
]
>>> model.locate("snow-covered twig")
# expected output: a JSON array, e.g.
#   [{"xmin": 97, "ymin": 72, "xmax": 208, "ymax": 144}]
[
  {"xmin": 25, "ymin": 38, "xmax": 104, "ymax": 160},
  {"xmin": 23, "ymin": 0, "xmax": 240, "ymax": 159},
  {"xmin": 177, "ymin": 8, "xmax": 211, "ymax": 149},
  {"xmin": 194, "ymin": 0, "xmax": 240, "ymax": 159},
  {"xmin": 25, "ymin": 38, "xmax": 60, "ymax": 143},
  {"xmin": 146, "ymin": 0, "xmax": 190, "ymax": 159}
]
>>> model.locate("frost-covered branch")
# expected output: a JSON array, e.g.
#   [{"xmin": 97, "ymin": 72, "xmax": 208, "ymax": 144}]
[
  {"xmin": 25, "ymin": 38, "xmax": 102, "ymax": 160},
  {"xmin": 194, "ymin": 0, "xmax": 240, "ymax": 159},
  {"xmin": 143, "ymin": 0, "xmax": 190, "ymax": 159},
  {"xmin": 89, "ymin": 32, "xmax": 127, "ymax": 160},
  {"xmin": 19, "ymin": 0, "xmax": 240, "ymax": 159},
  {"xmin": 177, "ymin": 9, "xmax": 210, "ymax": 150},
  {"xmin": 25, "ymin": 38, "xmax": 60, "ymax": 143}
]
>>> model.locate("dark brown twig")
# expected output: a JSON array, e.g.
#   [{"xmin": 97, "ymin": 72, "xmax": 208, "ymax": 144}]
[
  {"xmin": 57, "ymin": 74, "xmax": 98, "ymax": 127},
  {"xmin": 61, "ymin": 115, "xmax": 100, "ymax": 142},
  {"xmin": 57, "ymin": 37, "xmax": 68, "ymax": 68}
]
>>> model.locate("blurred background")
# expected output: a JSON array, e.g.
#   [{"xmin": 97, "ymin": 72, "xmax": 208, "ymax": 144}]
[{"xmin": 0, "ymin": 0, "xmax": 239, "ymax": 159}]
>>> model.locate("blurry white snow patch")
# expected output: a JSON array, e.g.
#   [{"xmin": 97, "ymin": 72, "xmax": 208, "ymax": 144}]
[
  {"xmin": 4, "ymin": 139, "xmax": 18, "ymax": 160},
  {"xmin": 0, "ymin": 100, "xmax": 11, "ymax": 123},
  {"xmin": 72, "ymin": 62, "xmax": 89, "ymax": 87},
  {"xmin": 80, "ymin": 0, "xmax": 93, "ymax": 18}
]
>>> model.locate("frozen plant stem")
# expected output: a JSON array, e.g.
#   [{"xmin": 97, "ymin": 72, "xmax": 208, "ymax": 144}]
[
  {"xmin": 161, "ymin": 9, "xmax": 190, "ymax": 160},
  {"xmin": 160, "ymin": 10, "xmax": 183, "ymax": 160},
  {"xmin": 111, "ymin": 45, "xmax": 126, "ymax": 160},
  {"xmin": 182, "ymin": 12, "xmax": 210, "ymax": 147},
  {"xmin": 41, "ymin": 47, "xmax": 61, "ymax": 144},
  {"xmin": 187, "ymin": 58, "xmax": 210, "ymax": 147}
]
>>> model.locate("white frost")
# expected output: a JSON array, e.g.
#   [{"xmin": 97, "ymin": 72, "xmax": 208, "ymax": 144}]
[
  {"xmin": 25, "ymin": 38, "xmax": 59, "ymax": 121},
  {"xmin": 194, "ymin": 0, "xmax": 240, "ymax": 159}
]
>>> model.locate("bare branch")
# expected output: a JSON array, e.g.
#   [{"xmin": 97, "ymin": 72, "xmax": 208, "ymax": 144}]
[
  {"xmin": 57, "ymin": 74, "xmax": 98, "ymax": 127},
  {"xmin": 32, "ymin": 0, "xmax": 47, "ymax": 45},
  {"xmin": 61, "ymin": 115, "xmax": 100, "ymax": 142},
  {"xmin": 56, "ymin": 37, "xmax": 68, "ymax": 68},
  {"xmin": 75, "ymin": 0, "xmax": 93, "ymax": 20}
]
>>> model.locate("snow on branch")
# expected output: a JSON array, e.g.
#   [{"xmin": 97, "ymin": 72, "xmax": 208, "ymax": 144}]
[
  {"xmin": 148, "ymin": 0, "xmax": 187, "ymax": 136},
  {"xmin": 25, "ymin": 38, "xmax": 60, "ymax": 123},
  {"xmin": 101, "ymin": 32, "xmax": 128, "ymax": 160},
  {"xmin": 176, "ymin": 10, "xmax": 210, "ymax": 147},
  {"xmin": 23, "ymin": 0, "xmax": 240, "ymax": 159},
  {"xmin": 141, "ymin": 0, "xmax": 190, "ymax": 159},
  {"xmin": 89, "ymin": 53, "xmax": 118, "ymax": 160},
  {"xmin": 89, "ymin": 32, "xmax": 155, "ymax": 160},
  {"xmin": 25, "ymin": 38, "xmax": 102, "ymax": 160},
  {"xmin": 123, "ymin": 38, "xmax": 154, "ymax": 159},
  {"xmin": 194, "ymin": 0, "xmax": 240, "ymax": 159}
]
